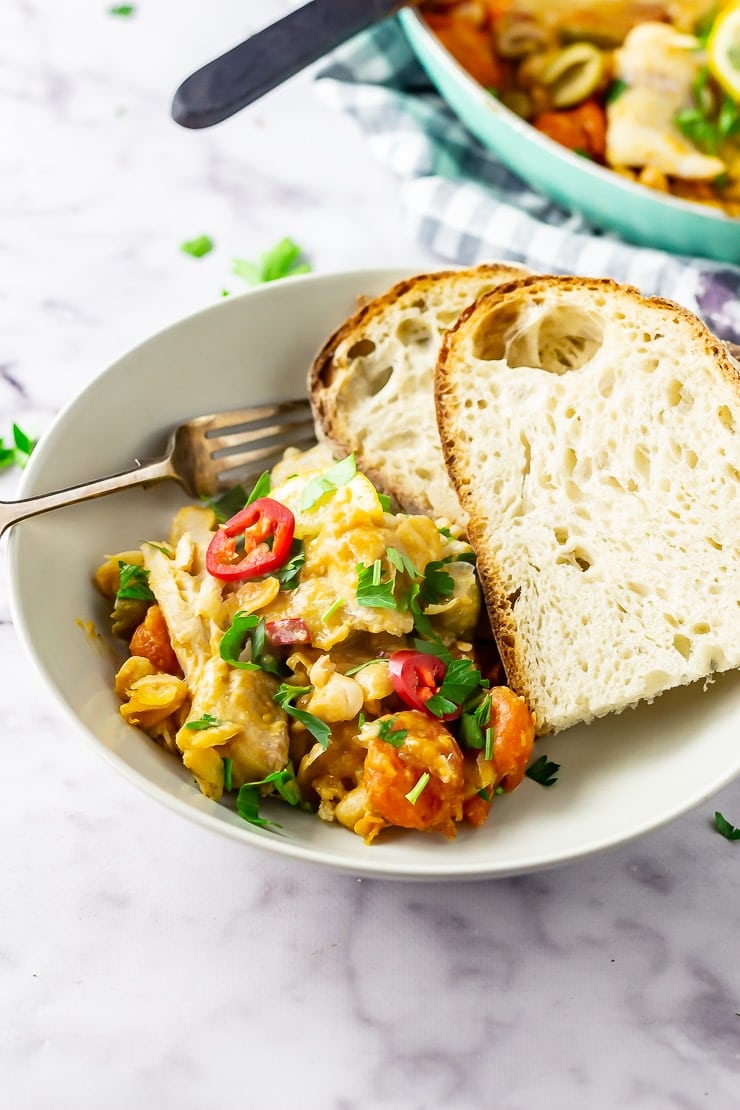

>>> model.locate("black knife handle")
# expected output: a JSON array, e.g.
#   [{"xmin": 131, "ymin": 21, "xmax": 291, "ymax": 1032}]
[{"xmin": 172, "ymin": 0, "xmax": 408, "ymax": 129}]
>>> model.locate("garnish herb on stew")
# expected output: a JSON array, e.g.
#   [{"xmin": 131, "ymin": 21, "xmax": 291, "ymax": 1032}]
[
  {"xmin": 116, "ymin": 562, "xmax": 155, "ymax": 602},
  {"xmin": 301, "ymin": 453, "xmax": 356, "ymax": 511},
  {"xmin": 184, "ymin": 713, "xmax": 224, "ymax": 731},
  {"xmin": 405, "ymin": 772, "xmax": 430, "ymax": 806},
  {"xmin": 377, "ymin": 718, "xmax": 409, "ymax": 747},
  {"xmin": 273, "ymin": 684, "xmax": 332, "ymax": 749},
  {"xmin": 356, "ymin": 559, "xmax": 397, "ymax": 610}
]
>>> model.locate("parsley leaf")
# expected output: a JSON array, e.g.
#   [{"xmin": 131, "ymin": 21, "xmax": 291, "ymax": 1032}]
[
  {"xmin": 300, "ymin": 454, "xmax": 356, "ymax": 510},
  {"xmin": 356, "ymin": 560, "xmax": 397, "ymax": 610},
  {"xmin": 180, "ymin": 235, "xmax": 214, "ymax": 258},
  {"xmin": 235, "ymin": 785, "xmax": 281, "ymax": 829},
  {"xmin": 714, "ymin": 811, "xmax": 740, "ymax": 841},
  {"xmin": 606, "ymin": 77, "xmax": 629, "ymax": 103},
  {"xmin": 208, "ymin": 485, "xmax": 248, "ymax": 523},
  {"xmin": 386, "ymin": 546, "xmax": 419, "ymax": 579},
  {"xmin": 674, "ymin": 67, "xmax": 740, "ymax": 155},
  {"xmin": 525, "ymin": 754, "xmax": 560, "ymax": 787},
  {"xmin": 425, "ymin": 657, "xmax": 487, "ymax": 718},
  {"xmin": 219, "ymin": 611, "xmax": 261, "ymax": 670},
  {"xmin": 418, "ymin": 560, "xmax": 454, "ymax": 605},
  {"xmin": 116, "ymin": 562, "xmax": 155, "ymax": 602},
  {"xmin": 184, "ymin": 712, "xmax": 223, "ymax": 731},
  {"xmin": 274, "ymin": 539, "xmax": 305, "ymax": 590},
  {"xmin": 377, "ymin": 718, "xmax": 408, "ymax": 747},
  {"xmin": 405, "ymin": 772, "xmax": 430, "ymax": 805},
  {"xmin": 460, "ymin": 695, "xmax": 491, "ymax": 750},
  {"xmin": 219, "ymin": 613, "xmax": 287, "ymax": 676},
  {"xmin": 0, "ymin": 423, "xmax": 36, "ymax": 471},
  {"xmin": 222, "ymin": 757, "xmax": 233, "ymax": 792},
  {"xmin": 207, "ymin": 472, "xmax": 270, "ymax": 523},
  {"xmin": 108, "ymin": 4, "xmax": 135, "ymax": 15},
  {"xmin": 273, "ymin": 684, "xmax": 331, "ymax": 749},
  {"xmin": 232, "ymin": 237, "xmax": 311, "ymax": 286},
  {"xmin": 246, "ymin": 470, "xmax": 272, "ymax": 505},
  {"xmin": 234, "ymin": 763, "xmax": 309, "ymax": 829}
]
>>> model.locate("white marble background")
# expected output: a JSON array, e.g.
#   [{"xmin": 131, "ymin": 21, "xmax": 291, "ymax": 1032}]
[{"xmin": 1, "ymin": 3, "xmax": 739, "ymax": 1107}]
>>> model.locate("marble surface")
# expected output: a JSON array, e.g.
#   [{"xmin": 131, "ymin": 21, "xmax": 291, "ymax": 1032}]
[{"xmin": 2, "ymin": 3, "xmax": 739, "ymax": 1107}]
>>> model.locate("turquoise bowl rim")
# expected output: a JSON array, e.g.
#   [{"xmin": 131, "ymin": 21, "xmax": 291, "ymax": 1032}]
[{"xmin": 399, "ymin": 9, "xmax": 740, "ymax": 264}]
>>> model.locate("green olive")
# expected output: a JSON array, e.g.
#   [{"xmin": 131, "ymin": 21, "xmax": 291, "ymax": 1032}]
[{"xmin": 541, "ymin": 42, "xmax": 606, "ymax": 108}]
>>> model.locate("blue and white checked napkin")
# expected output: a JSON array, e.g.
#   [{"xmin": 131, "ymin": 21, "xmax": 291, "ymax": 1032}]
[{"xmin": 315, "ymin": 17, "xmax": 740, "ymax": 344}]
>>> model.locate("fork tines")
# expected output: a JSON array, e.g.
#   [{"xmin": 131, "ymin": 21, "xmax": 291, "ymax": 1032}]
[{"xmin": 203, "ymin": 399, "xmax": 317, "ymax": 488}]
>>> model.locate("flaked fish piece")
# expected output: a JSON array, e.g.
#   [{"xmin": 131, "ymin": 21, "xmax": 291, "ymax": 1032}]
[{"xmin": 607, "ymin": 22, "xmax": 726, "ymax": 180}]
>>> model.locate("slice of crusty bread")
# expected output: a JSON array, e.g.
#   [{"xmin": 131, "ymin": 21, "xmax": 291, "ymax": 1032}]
[
  {"xmin": 309, "ymin": 264, "xmax": 529, "ymax": 527},
  {"xmin": 435, "ymin": 275, "xmax": 740, "ymax": 734}
]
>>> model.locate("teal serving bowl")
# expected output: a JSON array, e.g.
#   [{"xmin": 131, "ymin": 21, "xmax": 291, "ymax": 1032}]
[{"xmin": 399, "ymin": 9, "xmax": 740, "ymax": 264}]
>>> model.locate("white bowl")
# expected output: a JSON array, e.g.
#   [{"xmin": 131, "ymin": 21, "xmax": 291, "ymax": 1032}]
[{"xmin": 9, "ymin": 268, "xmax": 740, "ymax": 880}]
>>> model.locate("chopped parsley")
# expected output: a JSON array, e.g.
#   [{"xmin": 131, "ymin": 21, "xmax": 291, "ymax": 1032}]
[
  {"xmin": 606, "ymin": 78, "xmax": 629, "ymax": 103},
  {"xmin": 246, "ymin": 470, "xmax": 272, "ymax": 506},
  {"xmin": 321, "ymin": 598, "xmax": 344, "ymax": 623},
  {"xmin": 377, "ymin": 718, "xmax": 408, "ymax": 747},
  {"xmin": 235, "ymin": 786, "xmax": 281, "ymax": 829},
  {"xmin": 184, "ymin": 713, "xmax": 223, "ymax": 731},
  {"xmin": 273, "ymin": 683, "xmax": 331, "ymax": 749},
  {"xmin": 108, "ymin": 4, "xmax": 135, "ymax": 15},
  {"xmin": 525, "ymin": 754, "xmax": 560, "ymax": 787},
  {"xmin": 273, "ymin": 540, "xmax": 305, "ymax": 590},
  {"xmin": 219, "ymin": 611, "xmax": 261, "ymax": 670},
  {"xmin": 386, "ymin": 546, "xmax": 418, "ymax": 579},
  {"xmin": 300, "ymin": 454, "xmax": 356, "ymax": 510},
  {"xmin": 234, "ymin": 763, "xmax": 308, "ymax": 829},
  {"xmin": 219, "ymin": 612, "xmax": 284, "ymax": 676},
  {"xmin": 425, "ymin": 656, "xmax": 487, "ymax": 719},
  {"xmin": 404, "ymin": 772, "xmax": 430, "ymax": 806},
  {"xmin": 714, "ymin": 811, "xmax": 740, "ymax": 841},
  {"xmin": 459, "ymin": 695, "xmax": 491, "ymax": 750},
  {"xmin": 356, "ymin": 559, "xmax": 397, "ymax": 610},
  {"xmin": 222, "ymin": 757, "xmax": 233, "ymax": 792},
  {"xmin": 0, "ymin": 423, "xmax": 36, "ymax": 471},
  {"xmin": 232, "ymin": 237, "xmax": 311, "ymax": 286},
  {"xmin": 355, "ymin": 545, "xmax": 455, "ymax": 630},
  {"xmin": 207, "ymin": 471, "xmax": 270, "ymax": 523},
  {"xmin": 208, "ymin": 484, "xmax": 248, "ymax": 523},
  {"xmin": 180, "ymin": 235, "xmax": 214, "ymax": 258},
  {"xmin": 116, "ymin": 562, "xmax": 155, "ymax": 602},
  {"xmin": 675, "ymin": 67, "xmax": 740, "ymax": 155}
]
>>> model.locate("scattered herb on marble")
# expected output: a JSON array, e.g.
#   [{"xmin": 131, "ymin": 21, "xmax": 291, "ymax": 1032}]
[
  {"xmin": 108, "ymin": 4, "xmax": 135, "ymax": 15},
  {"xmin": 714, "ymin": 811, "xmax": 740, "ymax": 841},
  {"xmin": 180, "ymin": 235, "xmax": 214, "ymax": 259},
  {"xmin": 0, "ymin": 424, "xmax": 36, "ymax": 470},
  {"xmin": 232, "ymin": 237, "xmax": 311, "ymax": 286},
  {"xmin": 525, "ymin": 754, "xmax": 560, "ymax": 787}
]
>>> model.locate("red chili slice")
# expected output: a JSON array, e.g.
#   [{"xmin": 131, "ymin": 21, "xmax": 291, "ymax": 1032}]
[
  {"xmin": 265, "ymin": 618, "xmax": 311, "ymax": 646},
  {"xmin": 206, "ymin": 497, "xmax": 295, "ymax": 582},
  {"xmin": 388, "ymin": 649, "xmax": 460, "ymax": 721}
]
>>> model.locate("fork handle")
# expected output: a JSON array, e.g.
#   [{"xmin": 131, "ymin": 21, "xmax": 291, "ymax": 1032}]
[{"xmin": 0, "ymin": 455, "xmax": 179, "ymax": 538}]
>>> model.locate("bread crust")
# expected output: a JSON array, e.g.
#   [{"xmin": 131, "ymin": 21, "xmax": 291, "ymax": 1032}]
[
  {"xmin": 436, "ymin": 275, "xmax": 740, "ymax": 733},
  {"xmin": 309, "ymin": 264, "xmax": 530, "ymax": 524}
]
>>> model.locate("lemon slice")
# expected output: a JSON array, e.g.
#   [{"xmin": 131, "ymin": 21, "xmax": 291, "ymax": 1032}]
[
  {"xmin": 270, "ymin": 469, "xmax": 385, "ymax": 539},
  {"xmin": 707, "ymin": 1, "xmax": 740, "ymax": 100}
]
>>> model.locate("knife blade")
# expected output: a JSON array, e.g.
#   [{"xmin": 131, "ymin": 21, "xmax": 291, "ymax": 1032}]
[{"xmin": 172, "ymin": 0, "xmax": 411, "ymax": 129}]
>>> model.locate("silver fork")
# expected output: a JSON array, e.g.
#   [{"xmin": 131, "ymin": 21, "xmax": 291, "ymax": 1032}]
[{"xmin": 0, "ymin": 398, "xmax": 316, "ymax": 538}]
